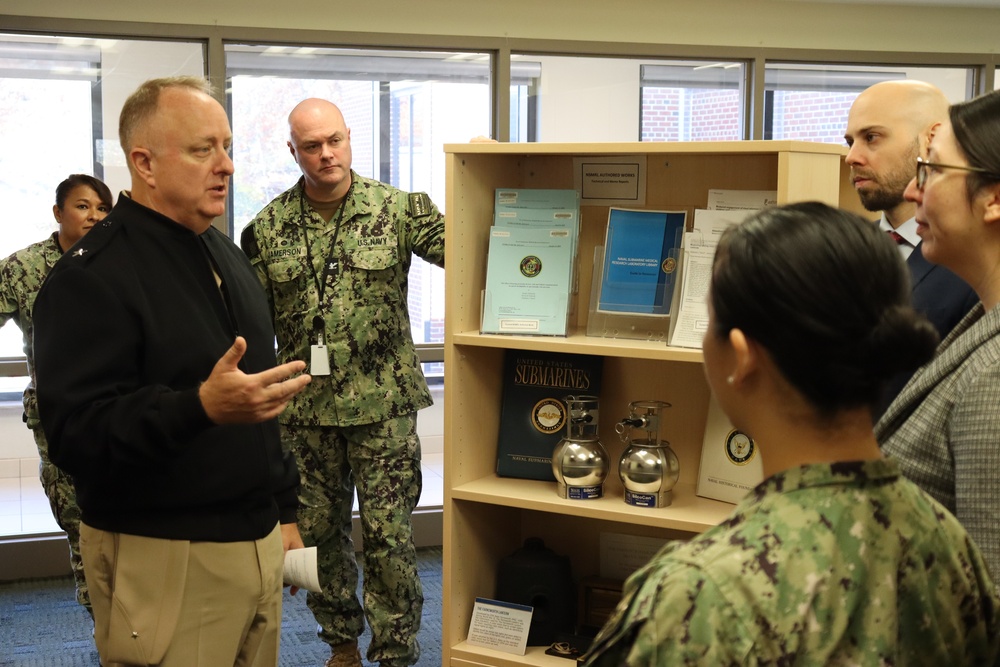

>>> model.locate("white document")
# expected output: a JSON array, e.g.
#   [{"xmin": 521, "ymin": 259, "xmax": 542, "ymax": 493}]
[
  {"xmin": 668, "ymin": 209, "xmax": 757, "ymax": 349},
  {"xmin": 691, "ymin": 207, "xmax": 757, "ymax": 241},
  {"xmin": 706, "ymin": 189, "xmax": 777, "ymax": 211},
  {"xmin": 696, "ymin": 395, "xmax": 764, "ymax": 504},
  {"xmin": 466, "ymin": 598, "xmax": 532, "ymax": 655},
  {"xmin": 666, "ymin": 234, "xmax": 715, "ymax": 349},
  {"xmin": 283, "ymin": 546, "xmax": 321, "ymax": 593}
]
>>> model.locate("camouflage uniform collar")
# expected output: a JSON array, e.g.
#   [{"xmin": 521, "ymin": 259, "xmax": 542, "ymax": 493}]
[
  {"xmin": 46, "ymin": 231, "xmax": 62, "ymax": 254},
  {"xmin": 295, "ymin": 174, "xmax": 355, "ymax": 230},
  {"xmin": 749, "ymin": 458, "xmax": 899, "ymax": 502},
  {"xmin": 343, "ymin": 171, "xmax": 375, "ymax": 206}
]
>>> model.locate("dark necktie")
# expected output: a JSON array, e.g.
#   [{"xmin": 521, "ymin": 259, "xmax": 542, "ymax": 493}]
[{"xmin": 887, "ymin": 230, "xmax": 906, "ymax": 245}]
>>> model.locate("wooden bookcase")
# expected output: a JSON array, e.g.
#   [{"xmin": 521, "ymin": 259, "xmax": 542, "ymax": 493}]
[{"xmin": 442, "ymin": 141, "xmax": 855, "ymax": 667}]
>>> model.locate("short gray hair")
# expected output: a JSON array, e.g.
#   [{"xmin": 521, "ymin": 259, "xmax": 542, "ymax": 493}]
[{"xmin": 118, "ymin": 76, "xmax": 215, "ymax": 156}]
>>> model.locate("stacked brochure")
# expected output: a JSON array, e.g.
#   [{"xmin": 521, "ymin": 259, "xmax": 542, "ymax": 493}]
[
  {"xmin": 481, "ymin": 189, "xmax": 580, "ymax": 336},
  {"xmin": 494, "ymin": 188, "xmax": 581, "ymax": 294},
  {"xmin": 495, "ymin": 188, "xmax": 580, "ymax": 235}
]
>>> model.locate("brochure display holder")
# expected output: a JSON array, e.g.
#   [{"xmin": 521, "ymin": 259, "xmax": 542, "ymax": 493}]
[
  {"xmin": 586, "ymin": 246, "xmax": 681, "ymax": 342},
  {"xmin": 587, "ymin": 246, "xmax": 670, "ymax": 343},
  {"xmin": 586, "ymin": 207, "xmax": 687, "ymax": 342}
]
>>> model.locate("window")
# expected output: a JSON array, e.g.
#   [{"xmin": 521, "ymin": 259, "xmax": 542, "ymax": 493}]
[
  {"xmin": 507, "ymin": 57, "xmax": 540, "ymax": 142},
  {"xmin": 640, "ymin": 61, "xmax": 746, "ymax": 141},
  {"xmin": 0, "ymin": 34, "xmax": 205, "ymax": 395},
  {"xmin": 225, "ymin": 45, "xmax": 493, "ymax": 370},
  {"xmin": 0, "ymin": 38, "xmax": 97, "ymax": 386},
  {"xmin": 510, "ymin": 56, "xmax": 747, "ymax": 142},
  {"xmin": 763, "ymin": 64, "xmax": 977, "ymax": 143}
]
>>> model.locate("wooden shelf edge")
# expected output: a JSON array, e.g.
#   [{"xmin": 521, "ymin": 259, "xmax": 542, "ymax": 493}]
[
  {"xmin": 443, "ymin": 140, "xmax": 849, "ymax": 157},
  {"xmin": 450, "ymin": 330, "xmax": 703, "ymax": 363},
  {"xmin": 449, "ymin": 641, "xmax": 575, "ymax": 667},
  {"xmin": 449, "ymin": 477, "xmax": 733, "ymax": 534}
]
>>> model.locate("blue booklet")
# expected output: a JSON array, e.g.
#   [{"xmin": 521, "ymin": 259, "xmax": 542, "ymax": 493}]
[
  {"xmin": 482, "ymin": 227, "xmax": 573, "ymax": 336},
  {"xmin": 597, "ymin": 208, "xmax": 687, "ymax": 315}
]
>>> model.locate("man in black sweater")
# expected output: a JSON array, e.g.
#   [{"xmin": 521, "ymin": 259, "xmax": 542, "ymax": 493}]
[{"xmin": 33, "ymin": 76, "xmax": 311, "ymax": 667}]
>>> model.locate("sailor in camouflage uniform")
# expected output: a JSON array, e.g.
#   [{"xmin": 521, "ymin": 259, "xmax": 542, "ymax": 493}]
[
  {"xmin": 583, "ymin": 203, "xmax": 1000, "ymax": 667},
  {"xmin": 0, "ymin": 174, "xmax": 112, "ymax": 617},
  {"xmin": 241, "ymin": 98, "xmax": 443, "ymax": 667}
]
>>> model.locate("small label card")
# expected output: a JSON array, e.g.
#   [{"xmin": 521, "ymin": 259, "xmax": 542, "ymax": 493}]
[{"xmin": 466, "ymin": 597, "xmax": 533, "ymax": 655}]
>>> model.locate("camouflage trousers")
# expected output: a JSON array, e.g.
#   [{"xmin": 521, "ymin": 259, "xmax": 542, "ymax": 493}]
[
  {"xmin": 29, "ymin": 423, "xmax": 91, "ymax": 617},
  {"xmin": 285, "ymin": 416, "xmax": 423, "ymax": 667}
]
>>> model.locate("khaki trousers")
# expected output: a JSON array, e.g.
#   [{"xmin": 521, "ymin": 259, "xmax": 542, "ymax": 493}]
[{"xmin": 80, "ymin": 521, "xmax": 284, "ymax": 667}]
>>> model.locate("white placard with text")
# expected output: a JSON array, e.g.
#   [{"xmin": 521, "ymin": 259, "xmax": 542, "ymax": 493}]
[{"xmin": 466, "ymin": 597, "xmax": 533, "ymax": 655}]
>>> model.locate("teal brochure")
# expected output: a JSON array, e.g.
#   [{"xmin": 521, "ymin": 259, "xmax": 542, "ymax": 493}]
[
  {"xmin": 494, "ymin": 189, "xmax": 581, "ymax": 293},
  {"xmin": 598, "ymin": 208, "xmax": 686, "ymax": 315},
  {"xmin": 494, "ymin": 206, "xmax": 578, "ymax": 234},
  {"xmin": 482, "ymin": 227, "xmax": 573, "ymax": 336},
  {"xmin": 494, "ymin": 188, "xmax": 580, "ymax": 212}
]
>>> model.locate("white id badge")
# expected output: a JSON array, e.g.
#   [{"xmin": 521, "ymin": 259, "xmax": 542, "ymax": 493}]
[{"xmin": 310, "ymin": 344, "xmax": 331, "ymax": 376}]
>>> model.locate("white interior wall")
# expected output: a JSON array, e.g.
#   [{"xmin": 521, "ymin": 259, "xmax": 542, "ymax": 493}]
[
  {"xmin": 4, "ymin": 0, "xmax": 1000, "ymax": 56},
  {"xmin": 534, "ymin": 56, "xmax": 642, "ymax": 142}
]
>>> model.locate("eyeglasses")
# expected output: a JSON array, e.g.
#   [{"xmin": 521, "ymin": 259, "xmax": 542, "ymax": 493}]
[{"xmin": 915, "ymin": 156, "xmax": 999, "ymax": 191}]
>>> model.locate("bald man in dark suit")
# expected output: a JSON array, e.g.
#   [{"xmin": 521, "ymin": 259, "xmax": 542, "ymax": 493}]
[{"xmin": 844, "ymin": 79, "xmax": 978, "ymax": 419}]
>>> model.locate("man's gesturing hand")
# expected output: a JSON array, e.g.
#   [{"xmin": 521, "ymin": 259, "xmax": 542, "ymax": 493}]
[{"xmin": 199, "ymin": 336, "xmax": 312, "ymax": 424}]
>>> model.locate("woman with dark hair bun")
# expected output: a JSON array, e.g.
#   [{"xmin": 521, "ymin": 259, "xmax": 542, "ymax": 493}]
[
  {"xmin": 878, "ymin": 88, "xmax": 1000, "ymax": 580},
  {"xmin": 582, "ymin": 201, "xmax": 999, "ymax": 666},
  {"xmin": 0, "ymin": 173, "xmax": 113, "ymax": 620}
]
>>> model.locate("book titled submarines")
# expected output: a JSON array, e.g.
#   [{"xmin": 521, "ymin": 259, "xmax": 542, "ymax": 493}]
[{"xmin": 496, "ymin": 350, "xmax": 603, "ymax": 481}]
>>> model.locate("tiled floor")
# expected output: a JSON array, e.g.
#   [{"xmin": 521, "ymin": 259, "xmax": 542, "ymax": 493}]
[{"xmin": 0, "ymin": 452, "xmax": 444, "ymax": 538}]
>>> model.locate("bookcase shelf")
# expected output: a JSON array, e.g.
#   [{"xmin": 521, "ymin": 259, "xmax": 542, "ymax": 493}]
[
  {"xmin": 452, "ymin": 477, "xmax": 733, "ymax": 533},
  {"xmin": 449, "ymin": 642, "xmax": 586, "ymax": 667},
  {"xmin": 442, "ymin": 140, "xmax": 856, "ymax": 667},
  {"xmin": 451, "ymin": 329, "xmax": 705, "ymax": 363}
]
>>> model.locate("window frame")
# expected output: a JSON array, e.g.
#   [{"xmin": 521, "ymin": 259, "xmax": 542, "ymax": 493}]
[{"xmin": 0, "ymin": 14, "xmax": 997, "ymax": 376}]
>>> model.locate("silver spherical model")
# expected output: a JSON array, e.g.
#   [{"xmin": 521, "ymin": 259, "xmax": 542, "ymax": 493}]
[
  {"xmin": 616, "ymin": 400, "xmax": 680, "ymax": 508},
  {"xmin": 551, "ymin": 395, "xmax": 608, "ymax": 500}
]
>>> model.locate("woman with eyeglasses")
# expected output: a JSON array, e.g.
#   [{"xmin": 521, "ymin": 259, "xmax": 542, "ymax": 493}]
[
  {"xmin": 581, "ymin": 201, "xmax": 999, "ymax": 666},
  {"xmin": 876, "ymin": 88, "xmax": 1000, "ymax": 580}
]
